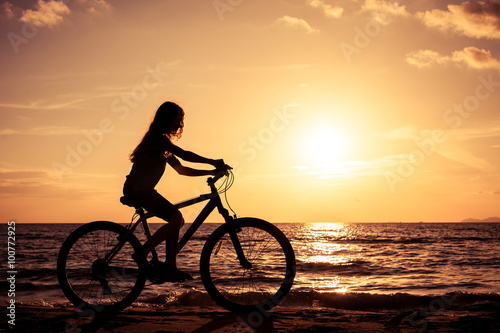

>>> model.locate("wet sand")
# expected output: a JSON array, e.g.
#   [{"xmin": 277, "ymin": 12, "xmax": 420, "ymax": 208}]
[{"xmin": 6, "ymin": 304, "xmax": 500, "ymax": 332}]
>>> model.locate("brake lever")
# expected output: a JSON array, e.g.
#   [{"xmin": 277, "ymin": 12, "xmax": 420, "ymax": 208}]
[{"xmin": 210, "ymin": 165, "xmax": 232, "ymax": 183}]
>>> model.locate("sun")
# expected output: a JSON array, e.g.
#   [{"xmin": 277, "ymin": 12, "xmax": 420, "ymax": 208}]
[{"xmin": 300, "ymin": 122, "xmax": 352, "ymax": 165}]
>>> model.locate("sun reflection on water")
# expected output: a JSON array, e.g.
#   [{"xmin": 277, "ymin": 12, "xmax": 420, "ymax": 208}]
[{"xmin": 293, "ymin": 222, "xmax": 366, "ymax": 293}]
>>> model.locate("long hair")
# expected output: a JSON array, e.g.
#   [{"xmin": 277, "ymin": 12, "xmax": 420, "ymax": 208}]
[{"xmin": 129, "ymin": 101, "xmax": 184, "ymax": 163}]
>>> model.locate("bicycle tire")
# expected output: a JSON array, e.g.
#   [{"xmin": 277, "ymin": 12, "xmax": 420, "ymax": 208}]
[
  {"xmin": 200, "ymin": 217, "xmax": 296, "ymax": 313},
  {"xmin": 57, "ymin": 221, "xmax": 148, "ymax": 314}
]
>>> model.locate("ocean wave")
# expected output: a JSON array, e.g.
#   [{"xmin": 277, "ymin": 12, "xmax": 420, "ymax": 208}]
[
  {"xmin": 9, "ymin": 289, "xmax": 500, "ymax": 312},
  {"xmin": 0, "ymin": 281, "xmax": 38, "ymax": 291},
  {"xmin": 296, "ymin": 259, "xmax": 372, "ymax": 274},
  {"xmin": 294, "ymin": 236, "xmax": 436, "ymax": 244},
  {"xmin": 296, "ymin": 236, "xmax": 500, "ymax": 245},
  {"xmin": 295, "ymin": 259, "xmax": 436, "ymax": 277},
  {"xmin": 442, "ymin": 236, "xmax": 498, "ymax": 242},
  {"xmin": 328, "ymin": 237, "xmax": 435, "ymax": 244},
  {"xmin": 17, "ymin": 267, "xmax": 57, "ymax": 280},
  {"xmin": 450, "ymin": 258, "xmax": 500, "ymax": 267},
  {"xmin": 283, "ymin": 290, "xmax": 500, "ymax": 310}
]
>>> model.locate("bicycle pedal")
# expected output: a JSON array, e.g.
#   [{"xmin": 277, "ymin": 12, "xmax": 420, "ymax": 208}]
[{"xmin": 214, "ymin": 240, "xmax": 223, "ymax": 255}]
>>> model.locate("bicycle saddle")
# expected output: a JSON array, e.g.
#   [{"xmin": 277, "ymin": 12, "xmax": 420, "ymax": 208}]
[{"xmin": 120, "ymin": 196, "xmax": 141, "ymax": 209}]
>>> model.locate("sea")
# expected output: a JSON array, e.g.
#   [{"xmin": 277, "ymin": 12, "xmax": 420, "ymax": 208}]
[{"xmin": 3, "ymin": 222, "xmax": 500, "ymax": 312}]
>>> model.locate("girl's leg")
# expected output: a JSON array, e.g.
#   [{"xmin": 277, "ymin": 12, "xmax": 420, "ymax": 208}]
[
  {"xmin": 135, "ymin": 189, "xmax": 177, "ymax": 257},
  {"xmin": 141, "ymin": 224, "xmax": 169, "ymax": 257},
  {"xmin": 150, "ymin": 211, "xmax": 192, "ymax": 281},
  {"xmin": 130, "ymin": 189, "xmax": 192, "ymax": 281},
  {"xmin": 141, "ymin": 214, "xmax": 183, "ymax": 260},
  {"xmin": 163, "ymin": 211, "xmax": 184, "ymax": 271}
]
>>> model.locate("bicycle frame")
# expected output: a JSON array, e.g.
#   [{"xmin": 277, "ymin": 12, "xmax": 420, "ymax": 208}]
[{"xmin": 108, "ymin": 174, "xmax": 251, "ymax": 268}]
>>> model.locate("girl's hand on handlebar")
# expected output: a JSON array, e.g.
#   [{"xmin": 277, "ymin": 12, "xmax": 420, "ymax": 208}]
[
  {"xmin": 211, "ymin": 164, "xmax": 228, "ymax": 176},
  {"xmin": 209, "ymin": 164, "xmax": 232, "ymax": 182},
  {"xmin": 212, "ymin": 159, "xmax": 225, "ymax": 170}
]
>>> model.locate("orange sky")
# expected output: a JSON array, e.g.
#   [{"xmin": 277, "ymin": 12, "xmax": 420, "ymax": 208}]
[{"xmin": 1, "ymin": 0, "xmax": 499, "ymax": 223}]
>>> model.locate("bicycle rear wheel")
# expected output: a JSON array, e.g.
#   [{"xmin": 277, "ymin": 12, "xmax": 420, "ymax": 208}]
[
  {"xmin": 200, "ymin": 218, "xmax": 296, "ymax": 313},
  {"xmin": 57, "ymin": 221, "xmax": 147, "ymax": 314}
]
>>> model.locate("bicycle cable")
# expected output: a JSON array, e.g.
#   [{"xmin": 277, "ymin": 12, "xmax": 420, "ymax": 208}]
[
  {"xmin": 216, "ymin": 168, "xmax": 237, "ymax": 218},
  {"xmin": 127, "ymin": 212, "xmax": 139, "ymax": 230},
  {"xmin": 216, "ymin": 169, "xmax": 232, "ymax": 194},
  {"xmin": 225, "ymin": 188, "xmax": 237, "ymax": 218}
]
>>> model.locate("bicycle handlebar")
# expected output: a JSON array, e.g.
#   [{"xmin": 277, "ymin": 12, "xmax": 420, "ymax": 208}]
[{"xmin": 208, "ymin": 164, "xmax": 232, "ymax": 184}]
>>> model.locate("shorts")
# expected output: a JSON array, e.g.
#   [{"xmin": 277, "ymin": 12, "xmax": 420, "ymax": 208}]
[{"xmin": 123, "ymin": 185, "xmax": 178, "ymax": 222}]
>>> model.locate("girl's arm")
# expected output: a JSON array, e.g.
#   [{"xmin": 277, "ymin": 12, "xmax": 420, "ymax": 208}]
[
  {"xmin": 167, "ymin": 141, "xmax": 224, "ymax": 168},
  {"xmin": 168, "ymin": 155, "xmax": 218, "ymax": 177}
]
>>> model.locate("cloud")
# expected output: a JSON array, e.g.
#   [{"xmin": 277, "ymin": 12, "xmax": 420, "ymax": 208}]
[
  {"xmin": 406, "ymin": 47, "xmax": 500, "ymax": 69},
  {"xmin": 8, "ymin": 0, "xmax": 110, "ymax": 27},
  {"xmin": 0, "ymin": 170, "xmax": 48, "ymax": 180},
  {"xmin": 0, "ymin": 168, "xmax": 116, "ymax": 199},
  {"xmin": 0, "ymin": 126, "xmax": 82, "ymax": 136},
  {"xmin": 308, "ymin": 0, "xmax": 343, "ymax": 18},
  {"xmin": 405, "ymin": 49, "xmax": 453, "ymax": 68},
  {"xmin": 294, "ymin": 158, "xmax": 405, "ymax": 179},
  {"xmin": 2, "ymin": 1, "xmax": 14, "ymax": 18},
  {"xmin": 0, "ymin": 169, "xmax": 55, "ymax": 197},
  {"xmin": 450, "ymin": 126, "xmax": 500, "ymax": 141},
  {"xmin": 19, "ymin": 0, "xmax": 70, "ymax": 27},
  {"xmin": 379, "ymin": 125, "xmax": 500, "ymax": 143},
  {"xmin": 417, "ymin": 0, "xmax": 500, "ymax": 39},
  {"xmin": 275, "ymin": 15, "xmax": 319, "ymax": 34},
  {"xmin": 361, "ymin": 0, "xmax": 410, "ymax": 24},
  {"xmin": 436, "ymin": 145, "xmax": 495, "ymax": 171},
  {"xmin": 453, "ymin": 47, "xmax": 500, "ymax": 69},
  {"xmin": 375, "ymin": 125, "xmax": 499, "ymax": 172},
  {"xmin": 0, "ymin": 129, "xmax": 17, "ymax": 135},
  {"xmin": 0, "ymin": 95, "xmax": 95, "ymax": 111},
  {"xmin": 82, "ymin": 0, "xmax": 111, "ymax": 14},
  {"xmin": 377, "ymin": 126, "xmax": 419, "ymax": 140},
  {"xmin": 437, "ymin": 128, "xmax": 499, "ymax": 171}
]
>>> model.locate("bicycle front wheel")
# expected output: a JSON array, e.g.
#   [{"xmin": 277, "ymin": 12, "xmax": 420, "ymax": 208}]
[
  {"xmin": 57, "ymin": 221, "xmax": 147, "ymax": 314},
  {"xmin": 200, "ymin": 218, "xmax": 296, "ymax": 313}
]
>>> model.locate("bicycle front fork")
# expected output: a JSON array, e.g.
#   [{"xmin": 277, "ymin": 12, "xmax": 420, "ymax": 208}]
[{"xmin": 224, "ymin": 217, "xmax": 252, "ymax": 269}]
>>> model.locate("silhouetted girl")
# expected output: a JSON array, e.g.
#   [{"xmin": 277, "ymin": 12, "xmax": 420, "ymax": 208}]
[{"xmin": 123, "ymin": 101, "xmax": 224, "ymax": 282}]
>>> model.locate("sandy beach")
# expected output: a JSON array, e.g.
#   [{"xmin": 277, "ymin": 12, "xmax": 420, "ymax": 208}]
[{"xmin": 6, "ymin": 303, "xmax": 500, "ymax": 333}]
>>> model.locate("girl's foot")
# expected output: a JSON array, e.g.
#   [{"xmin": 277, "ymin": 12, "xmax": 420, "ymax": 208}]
[
  {"xmin": 147, "ymin": 259, "xmax": 166, "ymax": 284},
  {"xmin": 163, "ymin": 269, "xmax": 193, "ymax": 282}
]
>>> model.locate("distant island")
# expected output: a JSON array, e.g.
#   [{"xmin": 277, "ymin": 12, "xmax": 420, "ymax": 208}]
[{"xmin": 461, "ymin": 217, "xmax": 500, "ymax": 223}]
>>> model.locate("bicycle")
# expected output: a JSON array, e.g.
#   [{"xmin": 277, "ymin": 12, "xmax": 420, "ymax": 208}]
[{"xmin": 57, "ymin": 165, "xmax": 296, "ymax": 314}]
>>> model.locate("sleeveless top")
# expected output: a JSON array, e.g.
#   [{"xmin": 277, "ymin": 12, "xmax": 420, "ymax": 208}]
[{"xmin": 124, "ymin": 136, "xmax": 171, "ymax": 191}]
